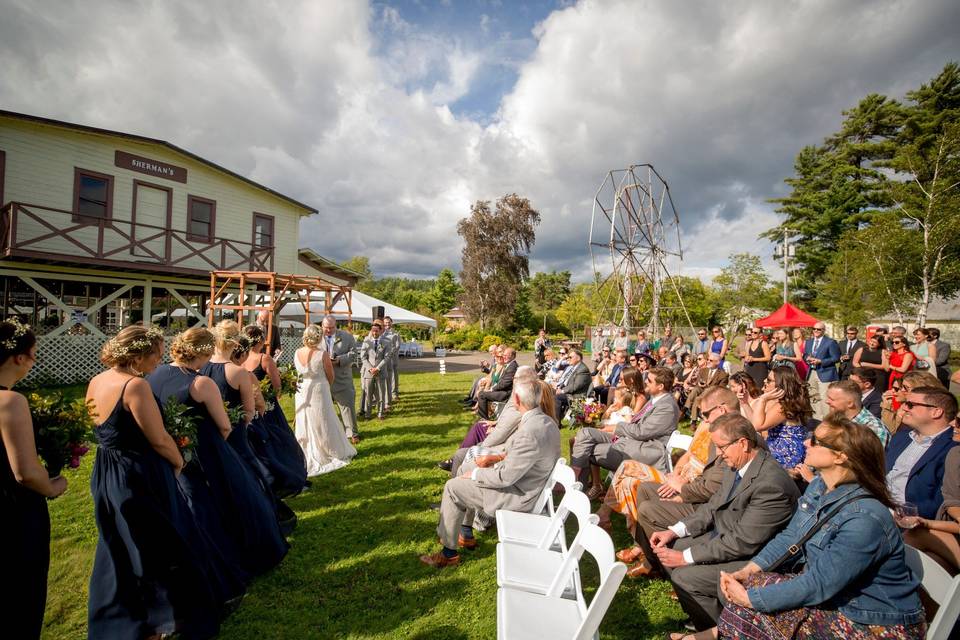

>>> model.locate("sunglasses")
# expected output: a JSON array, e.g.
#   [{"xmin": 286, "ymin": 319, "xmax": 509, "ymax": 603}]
[
  {"xmin": 891, "ymin": 340, "xmax": 904, "ymax": 345},
  {"xmin": 891, "ymin": 384, "xmax": 902, "ymax": 391},
  {"xmin": 903, "ymin": 400, "xmax": 937, "ymax": 410},
  {"xmin": 701, "ymin": 404, "xmax": 723, "ymax": 420},
  {"xmin": 808, "ymin": 433, "xmax": 835, "ymax": 449}
]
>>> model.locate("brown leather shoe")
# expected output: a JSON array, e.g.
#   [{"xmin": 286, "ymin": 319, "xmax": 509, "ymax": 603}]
[
  {"xmin": 616, "ymin": 546, "xmax": 644, "ymax": 564},
  {"xmin": 625, "ymin": 558, "xmax": 661, "ymax": 579},
  {"xmin": 350, "ymin": 436, "xmax": 361, "ymax": 445},
  {"xmin": 458, "ymin": 535, "xmax": 477, "ymax": 550},
  {"xmin": 419, "ymin": 552, "xmax": 460, "ymax": 568}
]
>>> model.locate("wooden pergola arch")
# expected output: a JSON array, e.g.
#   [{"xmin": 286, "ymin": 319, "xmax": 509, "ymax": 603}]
[{"xmin": 207, "ymin": 270, "xmax": 352, "ymax": 345}]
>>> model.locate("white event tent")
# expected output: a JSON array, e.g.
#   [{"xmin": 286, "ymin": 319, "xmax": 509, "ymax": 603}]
[{"xmin": 276, "ymin": 289, "xmax": 437, "ymax": 328}]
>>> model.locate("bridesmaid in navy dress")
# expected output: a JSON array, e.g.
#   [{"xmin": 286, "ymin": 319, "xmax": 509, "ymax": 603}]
[
  {"xmin": 148, "ymin": 327, "xmax": 288, "ymax": 578},
  {"xmin": 87, "ymin": 326, "xmax": 226, "ymax": 639},
  {"xmin": 242, "ymin": 324, "xmax": 307, "ymax": 498},
  {"xmin": 0, "ymin": 320, "xmax": 67, "ymax": 640}
]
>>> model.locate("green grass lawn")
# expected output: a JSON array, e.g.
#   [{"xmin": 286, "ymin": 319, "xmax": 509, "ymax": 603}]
[{"xmin": 42, "ymin": 371, "xmax": 684, "ymax": 639}]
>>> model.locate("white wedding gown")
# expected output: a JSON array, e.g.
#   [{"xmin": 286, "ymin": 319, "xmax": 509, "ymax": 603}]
[{"xmin": 294, "ymin": 349, "xmax": 357, "ymax": 476}]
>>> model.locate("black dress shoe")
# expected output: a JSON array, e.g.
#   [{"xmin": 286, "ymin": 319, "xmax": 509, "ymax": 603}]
[{"xmin": 437, "ymin": 459, "xmax": 453, "ymax": 472}]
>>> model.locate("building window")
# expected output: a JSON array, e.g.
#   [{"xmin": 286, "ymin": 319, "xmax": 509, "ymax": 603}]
[
  {"xmin": 187, "ymin": 195, "xmax": 216, "ymax": 242},
  {"xmin": 0, "ymin": 150, "xmax": 5, "ymax": 206},
  {"xmin": 72, "ymin": 168, "xmax": 114, "ymax": 222},
  {"xmin": 253, "ymin": 213, "xmax": 274, "ymax": 248}
]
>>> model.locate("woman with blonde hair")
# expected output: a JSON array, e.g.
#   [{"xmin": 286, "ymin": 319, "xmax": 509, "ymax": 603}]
[
  {"xmin": 294, "ymin": 324, "xmax": 356, "ymax": 476},
  {"xmin": 88, "ymin": 326, "xmax": 233, "ymax": 638},
  {"xmin": 0, "ymin": 320, "xmax": 67, "ymax": 639},
  {"xmin": 243, "ymin": 324, "xmax": 307, "ymax": 498},
  {"xmin": 148, "ymin": 328, "xmax": 288, "ymax": 577}
]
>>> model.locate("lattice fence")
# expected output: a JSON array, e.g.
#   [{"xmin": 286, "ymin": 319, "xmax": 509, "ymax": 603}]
[{"xmin": 21, "ymin": 334, "xmax": 311, "ymax": 387}]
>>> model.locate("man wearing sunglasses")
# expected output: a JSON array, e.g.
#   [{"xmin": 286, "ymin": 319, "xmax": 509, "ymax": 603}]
[
  {"xmin": 886, "ymin": 386, "xmax": 959, "ymax": 520},
  {"xmin": 803, "ymin": 322, "xmax": 841, "ymax": 420}
]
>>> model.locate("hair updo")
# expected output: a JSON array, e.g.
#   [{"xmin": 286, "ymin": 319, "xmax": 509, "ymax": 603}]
[
  {"xmin": 170, "ymin": 328, "xmax": 216, "ymax": 362},
  {"xmin": 232, "ymin": 334, "xmax": 253, "ymax": 361},
  {"xmin": 0, "ymin": 317, "xmax": 37, "ymax": 364},
  {"xmin": 100, "ymin": 326, "xmax": 163, "ymax": 368},
  {"xmin": 213, "ymin": 319, "xmax": 241, "ymax": 352},
  {"xmin": 243, "ymin": 324, "xmax": 265, "ymax": 345},
  {"xmin": 303, "ymin": 324, "xmax": 322, "ymax": 348}
]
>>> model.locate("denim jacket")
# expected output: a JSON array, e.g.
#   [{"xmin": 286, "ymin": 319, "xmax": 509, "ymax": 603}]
[{"xmin": 748, "ymin": 477, "xmax": 924, "ymax": 626}]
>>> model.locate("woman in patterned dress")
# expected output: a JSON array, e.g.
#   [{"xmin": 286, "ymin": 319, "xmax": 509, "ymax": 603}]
[
  {"xmin": 712, "ymin": 417, "xmax": 925, "ymax": 640},
  {"xmin": 742, "ymin": 367, "xmax": 811, "ymax": 470}
]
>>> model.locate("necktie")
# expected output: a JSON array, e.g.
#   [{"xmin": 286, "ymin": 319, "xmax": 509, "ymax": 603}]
[
  {"xmin": 814, "ymin": 338, "xmax": 821, "ymax": 353},
  {"xmin": 375, "ymin": 339, "xmax": 379, "ymax": 350},
  {"xmin": 326, "ymin": 336, "xmax": 333, "ymax": 352},
  {"xmin": 725, "ymin": 472, "xmax": 742, "ymax": 502}
]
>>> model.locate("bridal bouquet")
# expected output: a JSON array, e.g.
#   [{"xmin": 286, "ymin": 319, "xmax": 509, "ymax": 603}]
[
  {"xmin": 28, "ymin": 391, "xmax": 95, "ymax": 476},
  {"xmin": 569, "ymin": 398, "xmax": 605, "ymax": 428},
  {"xmin": 161, "ymin": 396, "xmax": 199, "ymax": 464}
]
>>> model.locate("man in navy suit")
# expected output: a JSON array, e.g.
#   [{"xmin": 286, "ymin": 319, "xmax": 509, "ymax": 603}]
[
  {"xmin": 803, "ymin": 321, "xmax": 841, "ymax": 419},
  {"xmin": 850, "ymin": 367, "xmax": 883, "ymax": 419},
  {"xmin": 885, "ymin": 385, "xmax": 959, "ymax": 519},
  {"xmin": 592, "ymin": 349, "xmax": 626, "ymax": 403}
]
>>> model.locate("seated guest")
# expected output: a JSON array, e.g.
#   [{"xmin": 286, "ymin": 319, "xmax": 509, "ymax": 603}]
[
  {"xmin": 886, "ymin": 385, "xmax": 960, "ymax": 520},
  {"xmin": 543, "ymin": 347, "xmax": 569, "ymax": 386},
  {"xmin": 570, "ymin": 367, "xmax": 678, "ymax": 495},
  {"xmin": 553, "ymin": 348, "xmax": 591, "ymax": 422},
  {"xmin": 715, "ymin": 418, "xmax": 925, "ymax": 640},
  {"xmin": 663, "ymin": 352, "xmax": 683, "ymax": 379},
  {"xmin": 684, "ymin": 353, "xmax": 728, "ymax": 421},
  {"xmin": 741, "ymin": 367, "xmax": 812, "ymax": 470},
  {"xmin": 825, "ymin": 379, "xmax": 890, "ymax": 447},
  {"xmin": 849, "ymin": 366, "xmax": 882, "ymax": 418},
  {"xmin": 637, "ymin": 413, "xmax": 799, "ymax": 633},
  {"xmin": 419, "ymin": 377, "xmax": 560, "ymax": 568},
  {"xmin": 656, "ymin": 345, "xmax": 670, "ymax": 367},
  {"xmin": 600, "ymin": 387, "xmax": 737, "ymax": 570},
  {"xmin": 476, "ymin": 347, "xmax": 518, "ymax": 419},
  {"xmin": 881, "ymin": 370, "xmax": 943, "ymax": 435},
  {"xmin": 537, "ymin": 347, "xmax": 557, "ymax": 379},
  {"xmin": 437, "ymin": 366, "xmax": 538, "ymax": 473},
  {"xmin": 592, "ymin": 345, "xmax": 613, "ymax": 380},
  {"xmin": 901, "ymin": 421, "xmax": 960, "ymax": 575},
  {"xmin": 461, "ymin": 344, "xmax": 499, "ymax": 406},
  {"xmin": 592, "ymin": 349, "xmax": 626, "ymax": 403}
]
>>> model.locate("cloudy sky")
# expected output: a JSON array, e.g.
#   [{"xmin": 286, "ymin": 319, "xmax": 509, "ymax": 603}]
[{"xmin": 2, "ymin": 0, "xmax": 958, "ymax": 282}]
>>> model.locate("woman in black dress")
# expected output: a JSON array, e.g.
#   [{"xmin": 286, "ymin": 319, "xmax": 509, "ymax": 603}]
[
  {"xmin": 148, "ymin": 328, "xmax": 288, "ymax": 578},
  {"xmin": 0, "ymin": 320, "xmax": 67, "ymax": 639},
  {"xmin": 87, "ymin": 326, "xmax": 228, "ymax": 639},
  {"xmin": 742, "ymin": 327, "xmax": 772, "ymax": 388},
  {"xmin": 852, "ymin": 333, "xmax": 889, "ymax": 392}
]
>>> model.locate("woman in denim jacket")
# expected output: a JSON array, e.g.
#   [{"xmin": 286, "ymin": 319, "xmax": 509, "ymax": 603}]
[{"xmin": 713, "ymin": 415, "xmax": 926, "ymax": 640}]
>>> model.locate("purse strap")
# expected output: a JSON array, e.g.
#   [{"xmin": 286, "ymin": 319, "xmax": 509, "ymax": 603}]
[{"xmin": 766, "ymin": 494, "xmax": 873, "ymax": 572}]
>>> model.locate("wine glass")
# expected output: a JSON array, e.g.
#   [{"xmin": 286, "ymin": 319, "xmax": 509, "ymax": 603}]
[{"xmin": 895, "ymin": 503, "xmax": 919, "ymax": 529}]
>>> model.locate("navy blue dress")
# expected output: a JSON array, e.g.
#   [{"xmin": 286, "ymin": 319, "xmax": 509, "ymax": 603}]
[
  {"xmin": 0, "ymin": 387, "xmax": 49, "ymax": 640},
  {"xmin": 149, "ymin": 364, "xmax": 288, "ymax": 577},
  {"xmin": 87, "ymin": 378, "xmax": 225, "ymax": 639},
  {"xmin": 249, "ymin": 357, "xmax": 307, "ymax": 498}
]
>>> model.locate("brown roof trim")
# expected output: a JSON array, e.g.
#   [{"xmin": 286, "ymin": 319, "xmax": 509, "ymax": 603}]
[
  {"xmin": 0, "ymin": 109, "xmax": 318, "ymax": 215},
  {"xmin": 297, "ymin": 249, "xmax": 361, "ymax": 285}
]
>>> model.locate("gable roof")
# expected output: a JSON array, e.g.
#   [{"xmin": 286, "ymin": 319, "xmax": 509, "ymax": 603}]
[
  {"xmin": 0, "ymin": 109, "xmax": 317, "ymax": 215},
  {"xmin": 755, "ymin": 302, "xmax": 820, "ymax": 328}
]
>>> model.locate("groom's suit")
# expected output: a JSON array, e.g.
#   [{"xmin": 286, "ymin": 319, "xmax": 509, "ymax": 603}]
[
  {"xmin": 382, "ymin": 328, "xmax": 401, "ymax": 402},
  {"xmin": 318, "ymin": 328, "xmax": 359, "ymax": 438},
  {"xmin": 360, "ymin": 334, "xmax": 389, "ymax": 419}
]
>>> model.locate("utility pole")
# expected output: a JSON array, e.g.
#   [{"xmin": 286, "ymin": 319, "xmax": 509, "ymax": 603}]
[{"xmin": 774, "ymin": 230, "xmax": 795, "ymax": 304}]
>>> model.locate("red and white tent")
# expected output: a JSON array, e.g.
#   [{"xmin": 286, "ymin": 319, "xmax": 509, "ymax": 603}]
[{"xmin": 754, "ymin": 303, "xmax": 820, "ymax": 328}]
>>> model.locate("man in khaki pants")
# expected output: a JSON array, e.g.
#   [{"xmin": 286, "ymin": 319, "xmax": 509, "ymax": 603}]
[{"xmin": 803, "ymin": 322, "xmax": 840, "ymax": 419}]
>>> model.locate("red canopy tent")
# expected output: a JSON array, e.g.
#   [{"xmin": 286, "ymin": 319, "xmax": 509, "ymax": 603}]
[{"xmin": 754, "ymin": 303, "xmax": 820, "ymax": 328}]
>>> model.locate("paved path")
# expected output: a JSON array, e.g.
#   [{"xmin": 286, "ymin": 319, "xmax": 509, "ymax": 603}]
[{"xmin": 397, "ymin": 350, "xmax": 535, "ymax": 374}]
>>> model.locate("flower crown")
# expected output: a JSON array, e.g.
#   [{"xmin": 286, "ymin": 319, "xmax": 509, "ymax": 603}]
[
  {"xmin": 0, "ymin": 317, "xmax": 31, "ymax": 351},
  {"xmin": 107, "ymin": 327, "xmax": 165, "ymax": 358}
]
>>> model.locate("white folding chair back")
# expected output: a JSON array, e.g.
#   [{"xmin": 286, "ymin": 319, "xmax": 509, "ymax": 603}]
[
  {"xmin": 665, "ymin": 431, "xmax": 694, "ymax": 473},
  {"xmin": 903, "ymin": 544, "xmax": 960, "ymax": 640},
  {"xmin": 571, "ymin": 524, "xmax": 627, "ymax": 640},
  {"xmin": 533, "ymin": 459, "xmax": 578, "ymax": 516},
  {"xmin": 497, "ymin": 487, "xmax": 595, "ymax": 551}
]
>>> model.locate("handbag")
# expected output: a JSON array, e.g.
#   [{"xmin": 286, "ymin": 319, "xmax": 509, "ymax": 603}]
[{"xmin": 765, "ymin": 494, "xmax": 872, "ymax": 572}]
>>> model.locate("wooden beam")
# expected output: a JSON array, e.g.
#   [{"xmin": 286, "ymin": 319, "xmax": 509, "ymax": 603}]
[{"xmin": 21, "ymin": 275, "xmax": 105, "ymax": 338}]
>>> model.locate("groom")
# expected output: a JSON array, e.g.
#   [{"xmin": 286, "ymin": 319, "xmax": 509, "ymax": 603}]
[{"xmin": 318, "ymin": 315, "xmax": 360, "ymax": 444}]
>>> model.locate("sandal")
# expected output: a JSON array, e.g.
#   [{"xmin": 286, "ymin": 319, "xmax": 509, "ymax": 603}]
[
  {"xmin": 615, "ymin": 546, "xmax": 643, "ymax": 563},
  {"xmin": 585, "ymin": 484, "xmax": 606, "ymax": 501}
]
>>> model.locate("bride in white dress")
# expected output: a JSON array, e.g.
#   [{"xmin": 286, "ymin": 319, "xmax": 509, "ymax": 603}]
[{"xmin": 294, "ymin": 325, "xmax": 356, "ymax": 476}]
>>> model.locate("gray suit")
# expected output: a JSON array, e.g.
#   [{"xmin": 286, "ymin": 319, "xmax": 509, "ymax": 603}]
[
  {"xmin": 639, "ymin": 448, "xmax": 799, "ymax": 630},
  {"xmin": 934, "ymin": 339, "xmax": 952, "ymax": 388},
  {"xmin": 360, "ymin": 334, "xmax": 389, "ymax": 418},
  {"xmin": 436, "ymin": 408, "xmax": 560, "ymax": 550},
  {"xmin": 317, "ymin": 329, "xmax": 358, "ymax": 438},
  {"xmin": 383, "ymin": 328, "xmax": 401, "ymax": 400},
  {"xmin": 449, "ymin": 403, "xmax": 523, "ymax": 476},
  {"xmin": 570, "ymin": 394, "xmax": 680, "ymax": 474}
]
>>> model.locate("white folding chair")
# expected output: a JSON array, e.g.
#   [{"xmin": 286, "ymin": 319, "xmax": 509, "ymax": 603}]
[
  {"xmin": 497, "ymin": 523, "xmax": 627, "ymax": 640},
  {"xmin": 665, "ymin": 431, "xmax": 694, "ymax": 473},
  {"xmin": 498, "ymin": 488, "xmax": 594, "ymax": 550},
  {"xmin": 496, "ymin": 494, "xmax": 596, "ymax": 597},
  {"xmin": 497, "ymin": 459, "xmax": 581, "ymax": 545},
  {"xmin": 903, "ymin": 544, "xmax": 960, "ymax": 640}
]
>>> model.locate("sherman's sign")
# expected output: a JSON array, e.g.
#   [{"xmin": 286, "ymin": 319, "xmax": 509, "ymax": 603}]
[{"xmin": 115, "ymin": 150, "xmax": 187, "ymax": 183}]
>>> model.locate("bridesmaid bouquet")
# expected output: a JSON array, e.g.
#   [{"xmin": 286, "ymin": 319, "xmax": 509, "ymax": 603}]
[
  {"xmin": 28, "ymin": 391, "xmax": 95, "ymax": 476},
  {"xmin": 259, "ymin": 377, "xmax": 278, "ymax": 411},
  {"xmin": 161, "ymin": 397, "xmax": 199, "ymax": 464},
  {"xmin": 569, "ymin": 398, "xmax": 606, "ymax": 428},
  {"xmin": 223, "ymin": 401, "xmax": 245, "ymax": 425},
  {"xmin": 277, "ymin": 365, "xmax": 302, "ymax": 397}
]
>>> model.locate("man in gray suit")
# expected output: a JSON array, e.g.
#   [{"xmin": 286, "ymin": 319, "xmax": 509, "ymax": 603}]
[
  {"xmin": 930, "ymin": 327, "xmax": 952, "ymax": 388},
  {"xmin": 318, "ymin": 315, "xmax": 360, "ymax": 443},
  {"xmin": 383, "ymin": 316, "xmax": 401, "ymax": 403},
  {"xmin": 360, "ymin": 321, "xmax": 389, "ymax": 420},
  {"xmin": 553, "ymin": 347, "xmax": 592, "ymax": 423},
  {"xmin": 570, "ymin": 367, "xmax": 679, "ymax": 486},
  {"xmin": 638, "ymin": 413, "xmax": 799, "ymax": 632},
  {"xmin": 420, "ymin": 376, "xmax": 561, "ymax": 568}
]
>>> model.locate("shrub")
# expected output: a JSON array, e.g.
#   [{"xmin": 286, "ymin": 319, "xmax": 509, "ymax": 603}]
[{"xmin": 480, "ymin": 335, "xmax": 502, "ymax": 351}]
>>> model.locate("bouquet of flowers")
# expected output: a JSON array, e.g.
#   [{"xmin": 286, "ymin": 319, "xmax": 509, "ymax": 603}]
[
  {"xmin": 28, "ymin": 391, "xmax": 95, "ymax": 476},
  {"xmin": 161, "ymin": 396, "xmax": 199, "ymax": 464},
  {"xmin": 569, "ymin": 397, "xmax": 606, "ymax": 428},
  {"xmin": 258, "ymin": 376, "xmax": 277, "ymax": 412},
  {"xmin": 277, "ymin": 365, "xmax": 302, "ymax": 397},
  {"xmin": 223, "ymin": 401, "xmax": 245, "ymax": 425}
]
